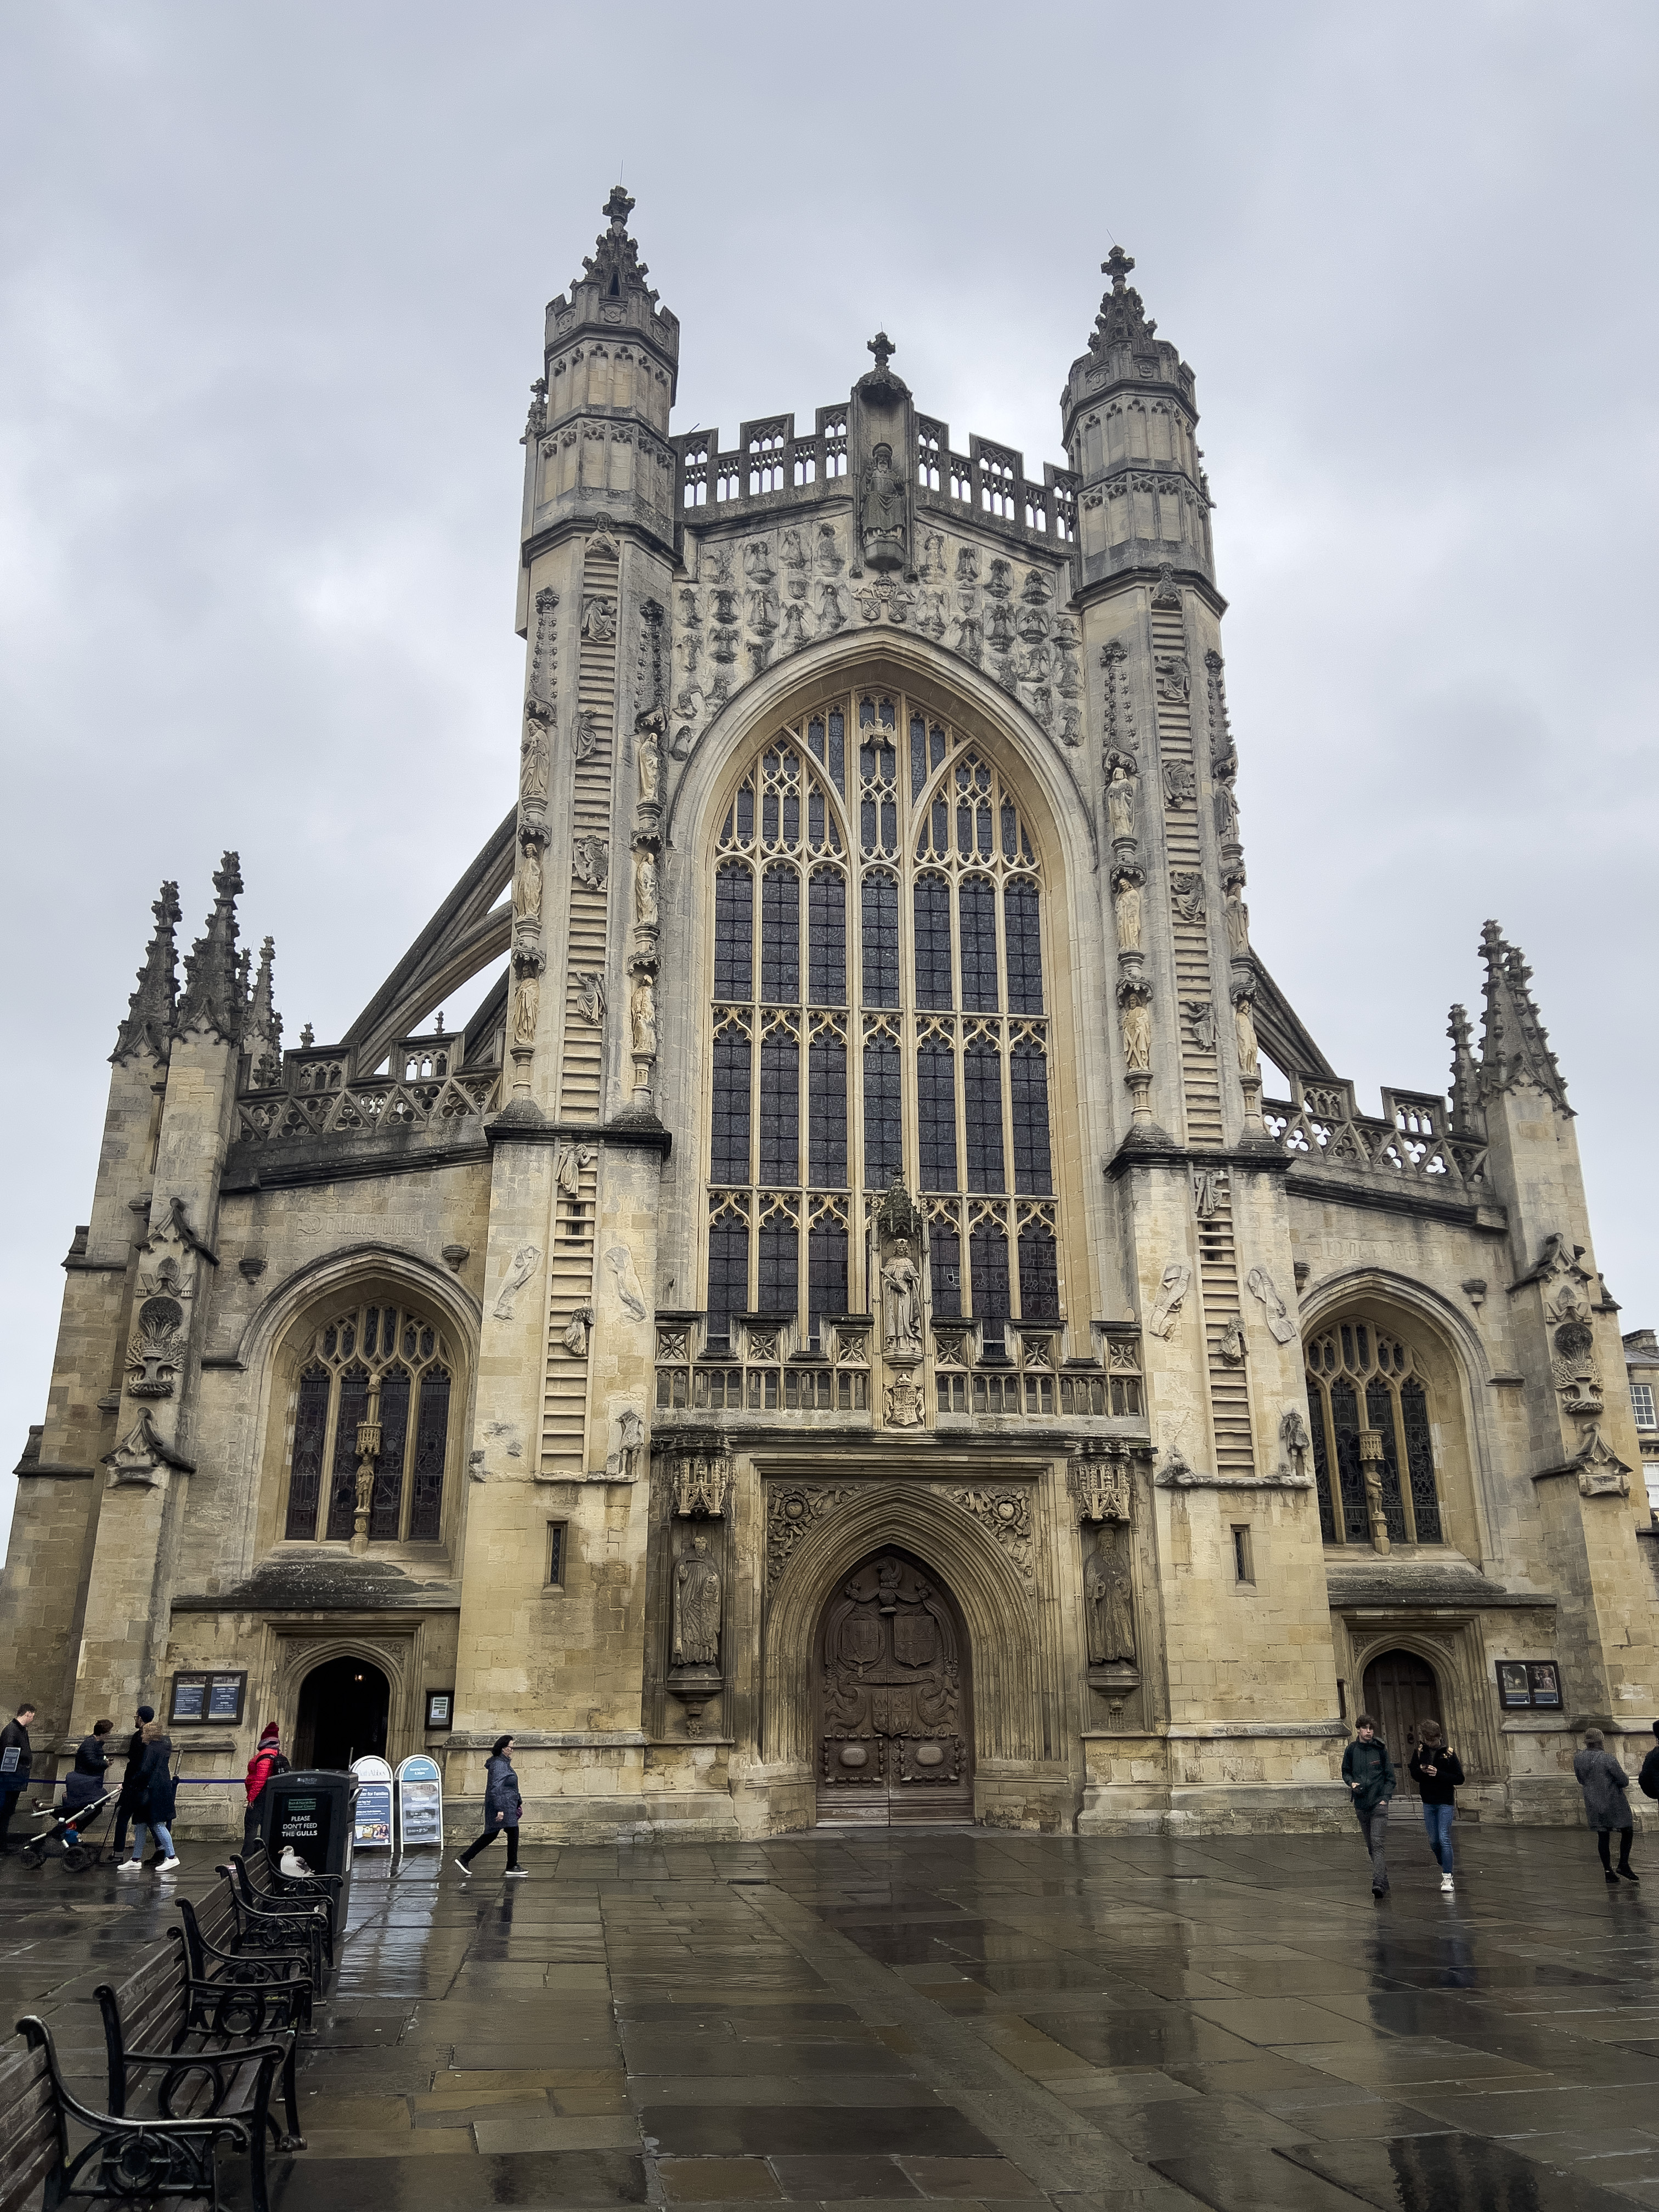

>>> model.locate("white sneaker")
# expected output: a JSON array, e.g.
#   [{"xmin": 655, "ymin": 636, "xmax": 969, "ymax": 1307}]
[
  {"xmin": 1440, "ymin": 1873, "xmax": 1454, "ymax": 1892},
  {"xmin": 116, "ymin": 1860, "xmax": 141, "ymax": 1875},
  {"xmin": 453, "ymin": 1857, "xmax": 471, "ymax": 1877},
  {"xmin": 157, "ymin": 1858, "xmax": 181, "ymax": 1872},
  {"xmin": 505, "ymin": 1868, "xmax": 528, "ymax": 1879}
]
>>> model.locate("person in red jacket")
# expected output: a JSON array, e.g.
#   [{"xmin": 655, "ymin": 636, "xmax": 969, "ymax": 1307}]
[{"xmin": 243, "ymin": 1722, "xmax": 286, "ymax": 1850}]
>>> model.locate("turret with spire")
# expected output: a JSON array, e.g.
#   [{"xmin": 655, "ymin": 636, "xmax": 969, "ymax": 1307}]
[
  {"xmin": 1059, "ymin": 247, "xmax": 1214, "ymax": 598},
  {"xmin": 174, "ymin": 851, "xmax": 244, "ymax": 1045},
  {"xmin": 1477, "ymin": 919, "xmax": 1569, "ymax": 1111},
  {"xmin": 112, "ymin": 881, "xmax": 182, "ymax": 1064}
]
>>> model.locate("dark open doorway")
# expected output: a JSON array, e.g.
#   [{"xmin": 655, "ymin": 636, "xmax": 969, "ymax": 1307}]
[{"xmin": 294, "ymin": 1655, "xmax": 391, "ymax": 1770}]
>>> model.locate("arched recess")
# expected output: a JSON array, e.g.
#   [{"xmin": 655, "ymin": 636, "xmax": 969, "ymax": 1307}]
[
  {"xmin": 270, "ymin": 1627, "xmax": 421, "ymax": 1769},
  {"xmin": 761, "ymin": 1482, "xmax": 1051, "ymax": 1774},
  {"xmin": 232, "ymin": 1245, "xmax": 482, "ymax": 1574},
  {"xmin": 1297, "ymin": 1267, "xmax": 1497, "ymax": 1569},
  {"xmin": 1344, "ymin": 1622, "xmax": 1502, "ymax": 1781}
]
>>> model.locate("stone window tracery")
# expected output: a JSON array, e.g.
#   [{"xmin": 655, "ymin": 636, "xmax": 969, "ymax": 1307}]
[
  {"xmin": 705, "ymin": 692, "xmax": 1057, "ymax": 1355},
  {"xmin": 1304, "ymin": 1321, "xmax": 1443, "ymax": 1548},
  {"xmin": 283, "ymin": 1300, "xmax": 454, "ymax": 1544}
]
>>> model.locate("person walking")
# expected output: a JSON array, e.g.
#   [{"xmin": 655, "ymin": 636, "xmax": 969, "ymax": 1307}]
[
  {"xmin": 1341, "ymin": 1712, "xmax": 1396, "ymax": 1898},
  {"xmin": 1408, "ymin": 1718, "xmax": 1464, "ymax": 1894},
  {"xmin": 110, "ymin": 1706, "xmax": 154, "ymax": 1864},
  {"xmin": 117, "ymin": 1720, "xmax": 180, "ymax": 1875},
  {"xmin": 1574, "ymin": 1727, "xmax": 1638, "ymax": 1885},
  {"xmin": 242, "ymin": 1722, "xmax": 287, "ymax": 1852},
  {"xmin": 0, "ymin": 1702, "xmax": 37, "ymax": 1857},
  {"xmin": 454, "ymin": 1735, "xmax": 524, "ymax": 1878},
  {"xmin": 1639, "ymin": 1722, "xmax": 1659, "ymax": 1809},
  {"xmin": 49, "ymin": 1719, "xmax": 114, "ymax": 1858}
]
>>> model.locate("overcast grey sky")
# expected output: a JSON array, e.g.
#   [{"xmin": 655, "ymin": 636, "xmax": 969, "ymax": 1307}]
[{"xmin": 3, "ymin": 3, "xmax": 1656, "ymax": 1544}]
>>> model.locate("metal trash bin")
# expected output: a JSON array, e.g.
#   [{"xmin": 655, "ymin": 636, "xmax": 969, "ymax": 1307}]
[{"xmin": 259, "ymin": 1766, "xmax": 357, "ymax": 1940}]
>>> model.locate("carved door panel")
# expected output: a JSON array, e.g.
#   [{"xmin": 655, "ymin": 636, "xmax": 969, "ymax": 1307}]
[{"xmin": 814, "ymin": 1552, "xmax": 973, "ymax": 1826}]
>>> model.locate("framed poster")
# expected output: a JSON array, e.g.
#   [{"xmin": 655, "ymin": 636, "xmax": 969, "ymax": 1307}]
[
  {"xmin": 170, "ymin": 1671, "xmax": 246, "ymax": 1725},
  {"xmin": 1496, "ymin": 1659, "xmax": 1565, "ymax": 1711},
  {"xmin": 425, "ymin": 1689, "xmax": 454, "ymax": 1731}
]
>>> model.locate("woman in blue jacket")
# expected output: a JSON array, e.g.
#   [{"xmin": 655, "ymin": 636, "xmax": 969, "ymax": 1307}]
[
  {"xmin": 454, "ymin": 1735, "xmax": 524, "ymax": 1878},
  {"xmin": 117, "ymin": 1720, "xmax": 179, "ymax": 1874}
]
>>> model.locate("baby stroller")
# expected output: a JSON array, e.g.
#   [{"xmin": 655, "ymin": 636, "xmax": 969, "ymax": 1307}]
[{"xmin": 19, "ymin": 1787, "xmax": 118, "ymax": 1871}]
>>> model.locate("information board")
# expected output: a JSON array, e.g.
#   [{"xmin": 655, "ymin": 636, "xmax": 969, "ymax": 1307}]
[
  {"xmin": 395, "ymin": 1753, "xmax": 443, "ymax": 1849},
  {"xmin": 272, "ymin": 1787, "xmax": 334, "ymax": 1868},
  {"xmin": 351, "ymin": 1754, "xmax": 395, "ymax": 1848}
]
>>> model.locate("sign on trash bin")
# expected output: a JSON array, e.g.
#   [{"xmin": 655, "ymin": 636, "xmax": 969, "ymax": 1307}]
[
  {"xmin": 395, "ymin": 1753, "xmax": 443, "ymax": 1849},
  {"xmin": 351, "ymin": 1754, "xmax": 395, "ymax": 1849}
]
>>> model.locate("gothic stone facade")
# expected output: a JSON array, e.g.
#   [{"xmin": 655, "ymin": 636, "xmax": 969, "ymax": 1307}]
[{"xmin": 7, "ymin": 191, "xmax": 1656, "ymax": 1840}]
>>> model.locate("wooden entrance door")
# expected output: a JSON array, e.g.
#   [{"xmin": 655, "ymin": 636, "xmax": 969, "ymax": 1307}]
[
  {"xmin": 814, "ymin": 1552, "xmax": 974, "ymax": 1826},
  {"xmin": 1361, "ymin": 1648, "xmax": 1443, "ymax": 1764}
]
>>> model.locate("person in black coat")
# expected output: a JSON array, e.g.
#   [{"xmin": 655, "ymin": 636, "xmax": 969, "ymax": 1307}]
[
  {"xmin": 1341, "ymin": 1714, "xmax": 1396, "ymax": 1897},
  {"xmin": 116, "ymin": 1721, "xmax": 179, "ymax": 1874},
  {"xmin": 1408, "ymin": 1718, "xmax": 1464, "ymax": 1894},
  {"xmin": 0, "ymin": 1702, "xmax": 37, "ymax": 1857},
  {"xmin": 454, "ymin": 1736, "xmax": 526, "ymax": 1877},
  {"xmin": 1638, "ymin": 1722, "xmax": 1659, "ymax": 1808},
  {"xmin": 110, "ymin": 1705, "xmax": 155, "ymax": 1862},
  {"xmin": 60, "ymin": 1720, "xmax": 115, "ymax": 1819}
]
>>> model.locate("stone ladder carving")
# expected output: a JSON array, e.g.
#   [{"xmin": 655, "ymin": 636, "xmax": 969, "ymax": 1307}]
[
  {"xmin": 1150, "ymin": 602, "xmax": 1221, "ymax": 1147},
  {"xmin": 1194, "ymin": 1172, "xmax": 1254, "ymax": 1481},
  {"xmin": 541, "ymin": 1143, "xmax": 601, "ymax": 1476},
  {"xmin": 558, "ymin": 537, "xmax": 620, "ymax": 1122}
]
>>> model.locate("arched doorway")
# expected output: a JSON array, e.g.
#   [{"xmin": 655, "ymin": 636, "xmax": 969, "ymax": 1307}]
[
  {"xmin": 814, "ymin": 1550, "xmax": 973, "ymax": 1827},
  {"xmin": 294, "ymin": 1656, "xmax": 391, "ymax": 1770},
  {"xmin": 1361, "ymin": 1648, "xmax": 1442, "ymax": 1762}
]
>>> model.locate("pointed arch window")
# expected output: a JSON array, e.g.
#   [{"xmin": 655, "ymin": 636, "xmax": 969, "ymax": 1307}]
[
  {"xmin": 1304, "ymin": 1321, "xmax": 1444, "ymax": 1547},
  {"xmin": 707, "ymin": 692, "xmax": 1058, "ymax": 1351},
  {"xmin": 283, "ymin": 1301, "xmax": 455, "ymax": 1543}
]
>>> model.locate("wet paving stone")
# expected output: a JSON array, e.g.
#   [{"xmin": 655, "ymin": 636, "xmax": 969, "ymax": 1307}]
[{"xmin": 7, "ymin": 1824, "xmax": 1659, "ymax": 2209}]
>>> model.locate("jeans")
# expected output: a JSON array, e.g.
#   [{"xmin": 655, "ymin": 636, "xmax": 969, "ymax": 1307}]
[
  {"xmin": 1422, "ymin": 1801, "xmax": 1455, "ymax": 1874},
  {"xmin": 128, "ymin": 1820, "xmax": 174, "ymax": 1863},
  {"xmin": 458, "ymin": 1822, "xmax": 519, "ymax": 1870},
  {"xmin": 1355, "ymin": 1801, "xmax": 1389, "ymax": 1891}
]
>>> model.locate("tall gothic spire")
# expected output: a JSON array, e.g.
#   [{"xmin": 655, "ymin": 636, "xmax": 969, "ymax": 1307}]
[
  {"xmin": 575, "ymin": 185, "xmax": 658, "ymax": 306},
  {"xmin": 1477, "ymin": 921, "xmax": 1568, "ymax": 1111},
  {"xmin": 174, "ymin": 851, "xmax": 245, "ymax": 1045},
  {"xmin": 246, "ymin": 934, "xmax": 283, "ymax": 1080},
  {"xmin": 111, "ymin": 881, "xmax": 182, "ymax": 1064},
  {"xmin": 1088, "ymin": 245, "xmax": 1159, "ymax": 356}
]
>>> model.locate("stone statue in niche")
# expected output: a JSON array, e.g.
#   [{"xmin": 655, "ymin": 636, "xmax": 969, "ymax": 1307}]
[
  {"xmin": 1184, "ymin": 1001, "xmax": 1217, "ymax": 1053},
  {"xmin": 616, "ymin": 1407, "xmax": 646, "ymax": 1484},
  {"xmin": 1120, "ymin": 989, "xmax": 1152, "ymax": 1073},
  {"xmin": 635, "ymin": 714, "xmax": 663, "ymax": 805},
  {"xmin": 1233, "ymin": 990, "xmax": 1260, "ymax": 1076},
  {"xmin": 512, "ymin": 976, "xmax": 539, "ymax": 1048},
  {"xmin": 859, "ymin": 442, "xmax": 907, "ymax": 573},
  {"xmin": 571, "ymin": 708, "xmax": 599, "ymax": 762},
  {"xmin": 634, "ymin": 849, "xmax": 659, "ymax": 928},
  {"xmin": 881, "ymin": 1240, "xmax": 923, "ymax": 1357},
  {"xmin": 580, "ymin": 595, "xmax": 617, "ymax": 641},
  {"xmin": 562, "ymin": 1304, "xmax": 593, "ymax": 1357},
  {"xmin": 1224, "ymin": 879, "xmax": 1250, "ymax": 955},
  {"xmin": 1112, "ymin": 872, "xmax": 1143, "ymax": 952},
  {"xmin": 520, "ymin": 715, "xmax": 549, "ymax": 803},
  {"xmin": 1281, "ymin": 1408, "xmax": 1312, "ymax": 1482},
  {"xmin": 1085, "ymin": 1524, "xmax": 1136, "ymax": 1666},
  {"xmin": 673, "ymin": 1532, "xmax": 722, "ymax": 1667},
  {"xmin": 1149, "ymin": 1261, "xmax": 1192, "ymax": 1339},
  {"xmin": 575, "ymin": 972, "xmax": 606, "ymax": 1026},
  {"xmin": 1214, "ymin": 784, "xmax": 1239, "ymax": 843},
  {"xmin": 493, "ymin": 1244, "xmax": 542, "ymax": 1321},
  {"xmin": 1106, "ymin": 758, "xmax": 1137, "ymax": 842},
  {"xmin": 513, "ymin": 847, "xmax": 543, "ymax": 926},
  {"xmin": 630, "ymin": 974, "xmax": 657, "ymax": 1056}
]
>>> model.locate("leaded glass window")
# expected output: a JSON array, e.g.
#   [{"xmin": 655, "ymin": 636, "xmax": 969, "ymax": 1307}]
[
  {"xmin": 707, "ymin": 693, "xmax": 1057, "ymax": 1350},
  {"xmin": 1304, "ymin": 1322, "xmax": 1447, "ymax": 1547},
  {"xmin": 285, "ymin": 1301, "xmax": 454, "ymax": 1543}
]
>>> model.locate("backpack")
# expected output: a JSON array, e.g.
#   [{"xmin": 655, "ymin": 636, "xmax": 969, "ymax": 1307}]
[{"xmin": 267, "ymin": 1752, "xmax": 291, "ymax": 1780}]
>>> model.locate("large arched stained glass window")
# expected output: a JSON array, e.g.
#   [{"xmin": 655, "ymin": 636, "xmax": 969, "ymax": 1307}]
[
  {"xmin": 1304, "ymin": 1319, "xmax": 1444, "ymax": 1548},
  {"xmin": 284, "ymin": 1300, "xmax": 454, "ymax": 1543},
  {"xmin": 706, "ymin": 692, "xmax": 1058, "ymax": 1353}
]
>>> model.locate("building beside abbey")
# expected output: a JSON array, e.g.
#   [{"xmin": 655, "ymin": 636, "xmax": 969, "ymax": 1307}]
[{"xmin": 7, "ymin": 190, "xmax": 1656, "ymax": 1839}]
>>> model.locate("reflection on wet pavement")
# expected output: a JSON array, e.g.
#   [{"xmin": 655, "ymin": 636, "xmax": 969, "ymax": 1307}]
[{"xmin": 6, "ymin": 1822, "xmax": 1659, "ymax": 2208}]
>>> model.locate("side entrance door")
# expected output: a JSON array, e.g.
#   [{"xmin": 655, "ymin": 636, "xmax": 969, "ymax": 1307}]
[
  {"xmin": 1361, "ymin": 1648, "xmax": 1443, "ymax": 1770},
  {"xmin": 814, "ymin": 1551, "xmax": 974, "ymax": 1826}
]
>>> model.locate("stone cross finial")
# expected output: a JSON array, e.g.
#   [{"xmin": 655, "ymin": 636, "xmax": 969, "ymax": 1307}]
[
  {"xmin": 867, "ymin": 330, "xmax": 896, "ymax": 371},
  {"xmin": 1103, "ymin": 246, "xmax": 1136, "ymax": 289},
  {"xmin": 603, "ymin": 185, "xmax": 635, "ymax": 230}
]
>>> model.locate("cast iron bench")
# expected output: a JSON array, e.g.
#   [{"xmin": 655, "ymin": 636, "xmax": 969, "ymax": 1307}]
[
  {"xmin": 97, "ymin": 1931, "xmax": 308, "ymax": 2154},
  {"xmin": 2, "ymin": 2013, "xmax": 274, "ymax": 2212},
  {"xmin": 230, "ymin": 1845, "xmax": 343, "ymax": 1949},
  {"xmin": 213, "ymin": 1859, "xmax": 332, "ymax": 1991},
  {"xmin": 174, "ymin": 1886, "xmax": 315, "ymax": 2028}
]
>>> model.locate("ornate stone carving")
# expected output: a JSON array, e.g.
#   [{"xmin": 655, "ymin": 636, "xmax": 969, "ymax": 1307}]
[
  {"xmin": 1551, "ymin": 1318, "xmax": 1603, "ymax": 1416},
  {"xmin": 1162, "ymin": 760, "xmax": 1195, "ymax": 809},
  {"xmin": 1119, "ymin": 981, "xmax": 1152, "ymax": 1074},
  {"xmin": 1170, "ymin": 872, "xmax": 1205, "ymax": 924},
  {"xmin": 1205, "ymin": 648, "xmax": 1237, "ymax": 781},
  {"xmin": 1154, "ymin": 655, "xmax": 1189, "ymax": 704},
  {"xmin": 673, "ymin": 1531, "xmax": 721, "ymax": 1666},
  {"xmin": 1068, "ymin": 1443, "xmax": 1133, "ymax": 1523},
  {"xmin": 1149, "ymin": 1261, "xmax": 1191, "ymax": 1339},
  {"xmin": 1106, "ymin": 758, "xmax": 1137, "ymax": 843},
  {"xmin": 629, "ymin": 974, "xmax": 657, "ymax": 1057},
  {"xmin": 513, "ymin": 844, "xmax": 543, "ymax": 926},
  {"xmin": 884, "ymin": 1374, "xmax": 925, "ymax": 1428},
  {"xmin": 613, "ymin": 1407, "xmax": 646, "ymax": 1484},
  {"xmin": 528, "ymin": 584, "xmax": 558, "ymax": 715},
  {"xmin": 1085, "ymin": 1523, "xmax": 1136, "ymax": 1666},
  {"xmin": 1245, "ymin": 1266, "xmax": 1296, "ymax": 1345},
  {"xmin": 126, "ymin": 1296, "xmax": 187, "ymax": 1399},
  {"xmin": 1566, "ymin": 1427, "xmax": 1632, "ymax": 1498},
  {"xmin": 880, "ymin": 1242, "xmax": 924, "ymax": 1358},
  {"xmin": 580, "ymin": 594, "xmax": 617, "ymax": 641},
  {"xmin": 1223, "ymin": 875, "xmax": 1250, "ymax": 956},
  {"xmin": 633, "ymin": 848, "xmax": 659, "ymax": 928},
  {"xmin": 512, "ymin": 975, "xmax": 539, "ymax": 1048},
  {"xmin": 572, "ymin": 836, "xmax": 609, "ymax": 890},
  {"xmin": 493, "ymin": 1244, "xmax": 542, "ymax": 1320},
  {"xmin": 635, "ymin": 711, "xmax": 663, "ymax": 806},
  {"xmin": 1184, "ymin": 1001, "xmax": 1217, "ymax": 1053},
  {"xmin": 569, "ymin": 708, "xmax": 599, "ymax": 763},
  {"xmin": 1111, "ymin": 870, "xmax": 1143, "ymax": 952},
  {"xmin": 1233, "ymin": 988, "xmax": 1260, "ymax": 1078},
  {"xmin": 562, "ymin": 1304, "xmax": 593, "ymax": 1357},
  {"xmin": 575, "ymin": 973, "xmax": 606, "ymax": 1026},
  {"xmin": 1152, "ymin": 562, "xmax": 1182, "ymax": 608},
  {"xmin": 604, "ymin": 1242, "xmax": 648, "ymax": 1321},
  {"xmin": 945, "ymin": 1485, "xmax": 1033, "ymax": 1581},
  {"xmin": 113, "ymin": 881, "xmax": 182, "ymax": 1064},
  {"xmin": 104, "ymin": 1409, "xmax": 194, "ymax": 1487},
  {"xmin": 766, "ymin": 1482, "xmax": 853, "ymax": 1588},
  {"xmin": 670, "ymin": 1443, "xmax": 731, "ymax": 1518},
  {"xmin": 555, "ymin": 1142, "xmax": 596, "ymax": 1196},
  {"xmin": 1280, "ymin": 1408, "xmax": 1312, "ymax": 1482},
  {"xmin": 1217, "ymin": 1316, "xmax": 1246, "ymax": 1366},
  {"xmin": 1192, "ymin": 1167, "xmax": 1222, "ymax": 1218}
]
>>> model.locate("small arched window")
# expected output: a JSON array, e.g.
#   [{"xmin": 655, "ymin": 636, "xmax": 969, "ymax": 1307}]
[
  {"xmin": 1304, "ymin": 1320, "xmax": 1443, "ymax": 1547},
  {"xmin": 284, "ymin": 1301, "xmax": 454, "ymax": 1543}
]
